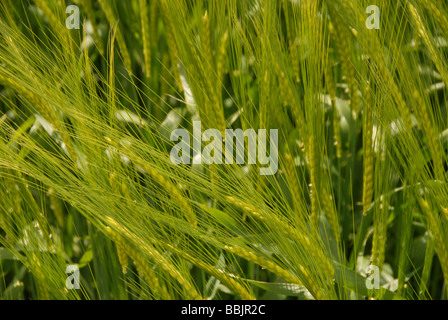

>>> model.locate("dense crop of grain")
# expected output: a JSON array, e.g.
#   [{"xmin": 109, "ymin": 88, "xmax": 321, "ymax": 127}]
[{"xmin": 1, "ymin": 0, "xmax": 448, "ymax": 300}]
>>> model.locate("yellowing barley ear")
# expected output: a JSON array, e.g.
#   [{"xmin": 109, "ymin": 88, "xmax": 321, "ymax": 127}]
[
  {"xmin": 162, "ymin": 241, "xmax": 255, "ymax": 300},
  {"xmin": 116, "ymin": 241, "xmax": 129, "ymax": 275},
  {"xmin": 226, "ymin": 249, "xmax": 326, "ymax": 300},
  {"xmin": 283, "ymin": 152, "xmax": 304, "ymax": 216},
  {"xmin": 106, "ymin": 225, "xmax": 170, "ymax": 298},
  {"xmin": 201, "ymin": 11, "xmax": 212, "ymax": 66},
  {"xmin": 128, "ymin": 245, "xmax": 171, "ymax": 299},
  {"xmin": 321, "ymin": 186, "xmax": 340, "ymax": 244},
  {"xmin": 362, "ymin": 86, "xmax": 374, "ymax": 216},
  {"xmin": 224, "ymin": 245, "xmax": 304, "ymax": 286},
  {"xmin": 370, "ymin": 201, "xmax": 388, "ymax": 272},
  {"xmin": 217, "ymin": 31, "xmax": 229, "ymax": 83},
  {"xmin": 32, "ymin": 254, "xmax": 51, "ymax": 300},
  {"xmin": 306, "ymin": 135, "xmax": 320, "ymax": 229},
  {"xmin": 109, "ymin": 171, "xmax": 117, "ymax": 190},
  {"xmin": 36, "ymin": 276, "xmax": 51, "ymax": 300},
  {"xmin": 134, "ymin": 261, "xmax": 172, "ymax": 300},
  {"xmin": 105, "ymin": 226, "xmax": 129, "ymax": 275},
  {"xmin": 105, "ymin": 223, "xmax": 187, "ymax": 299},
  {"xmin": 441, "ymin": 206, "xmax": 448, "ymax": 222}
]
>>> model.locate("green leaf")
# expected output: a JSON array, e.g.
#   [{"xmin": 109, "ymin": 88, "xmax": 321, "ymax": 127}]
[
  {"xmin": 199, "ymin": 204, "xmax": 248, "ymax": 238},
  {"xmin": 334, "ymin": 263, "xmax": 404, "ymax": 300},
  {"xmin": 0, "ymin": 247, "xmax": 19, "ymax": 260},
  {"xmin": 78, "ymin": 248, "xmax": 94, "ymax": 268}
]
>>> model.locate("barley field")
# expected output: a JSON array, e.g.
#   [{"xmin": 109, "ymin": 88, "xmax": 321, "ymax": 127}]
[{"xmin": 0, "ymin": 0, "xmax": 448, "ymax": 300}]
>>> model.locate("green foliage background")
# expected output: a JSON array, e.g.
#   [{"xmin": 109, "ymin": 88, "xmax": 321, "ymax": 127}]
[{"xmin": 0, "ymin": 0, "xmax": 448, "ymax": 300}]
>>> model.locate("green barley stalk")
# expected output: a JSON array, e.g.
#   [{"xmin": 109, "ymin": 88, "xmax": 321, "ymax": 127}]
[
  {"xmin": 328, "ymin": 15, "xmax": 360, "ymax": 115},
  {"xmin": 98, "ymin": 0, "xmax": 133, "ymax": 74},
  {"xmin": 283, "ymin": 151, "xmax": 305, "ymax": 217},
  {"xmin": 408, "ymin": 2, "xmax": 448, "ymax": 89},
  {"xmin": 79, "ymin": 0, "xmax": 105, "ymax": 55},
  {"xmin": 416, "ymin": 0, "xmax": 448, "ymax": 40},
  {"xmin": 289, "ymin": 39, "xmax": 301, "ymax": 84},
  {"xmin": 150, "ymin": 0, "xmax": 159, "ymax": 48},
  {"xmin": 47, "ymin": 187, "xmax": 64, "ymax": 228},
  {"xmin": 324, "ymin": 55, "xmax": 342, "ymax": 158},
  {"xmin": 139, "ymin": 0, "xmax": 151, "ymax": 79},
  {"xmin": 33, "ymin": 0, "xmax": 64, "ymax": 35},
  {"xmin": 417, "ymin": 198, "xmax": 448, "ymax": 297},
  {"xmin": 159, "ymin": 0, "xmax": 183, "ymax": 92},
  {"xmin": 200, "ymin": 11, "xmax": 226, "ymax": 135},
  {"xmin": 418, "ymin": 235, "xmax": 434, "ymax": 299}
]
